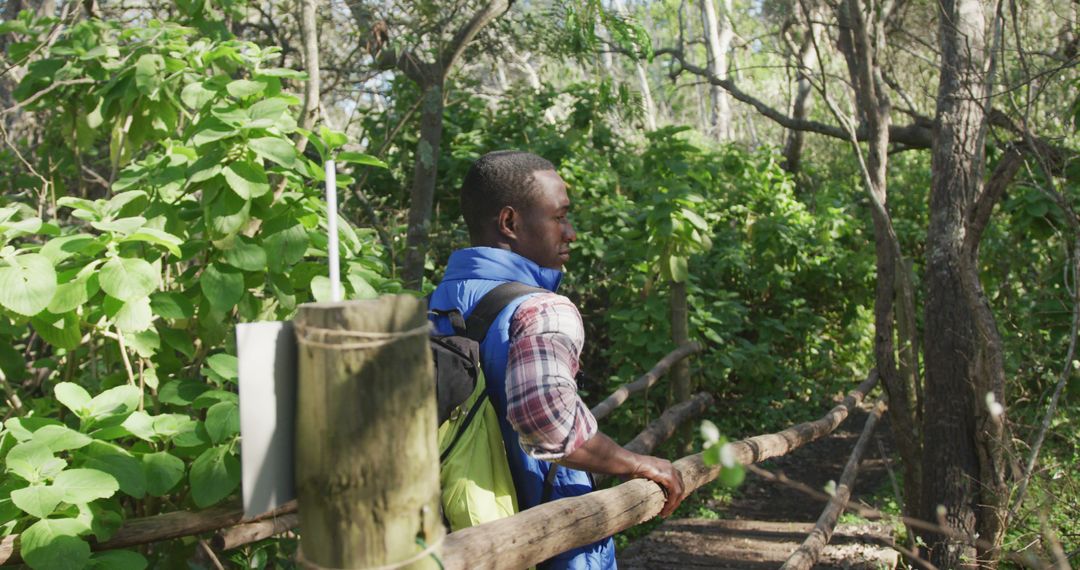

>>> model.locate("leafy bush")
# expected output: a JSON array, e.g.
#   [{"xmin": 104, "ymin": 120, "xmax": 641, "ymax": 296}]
[{"xmin": 0, "ymin": 15, "xmax": 390, "ymax": 568}]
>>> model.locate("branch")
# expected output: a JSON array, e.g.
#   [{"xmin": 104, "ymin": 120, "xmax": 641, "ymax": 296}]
[
  {"xmin": 212, "ymin": 513, "xmax": 299, "ymax": 551},
  {"xmin": 439, "ymin": 0, "xmax": 511, "ymax": 82},
  {"xmin": 590, "ymin": 342, "xmax": 703, "ymax": 421},
  {"xmin": 0, "ymin": 501, "xmax": 296, "ymax": 565},
  {"xmin": 0, "ymin": 78, "xmax": 94, "ymax": 115},
  {"xmin": 780, "ymin": 400, "xmax": 885, "ymax": 570},
  {"xmin": 657, "ymin": 47, "xmax": 933, "ymax": 148}
]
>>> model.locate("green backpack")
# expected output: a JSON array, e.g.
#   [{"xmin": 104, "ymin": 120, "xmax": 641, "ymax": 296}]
[{"xmin": 429, "ymin": 283, "xmax": 545, "ymax": 531}]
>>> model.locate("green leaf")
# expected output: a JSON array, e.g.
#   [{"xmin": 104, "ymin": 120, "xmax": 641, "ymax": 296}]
[
  {"xmin": 11, "ymin": 485, "xmax": 63, "ymax": 518},
  {"xmin": 200, "ymin": 264, "xmax": 244, "ymax": 312},
  {"xmin": 248, "ymin": 137, "xmax": 296, "ymax": 168},
  {"xmin": 264, "ymin": 224, "xmax": 309, "ymax": 272},
  {"xmin": 149, "ymin": 292, "xmax": 194, "ymax": 320},
  {"xmin": 180, "ymin": 81, "xmax": 215, "ymax": 110},
  {"xmin": 151, "ymin": 414, "xmax": 196, "ymax": 440},
  {"xmin": 157, "ymin": 380, "xmax": 207, "ymax": 406},
  {"xmin": 141, "ymin": 451, "xmax": 184, "ymax": 496},
  {"xmin": 120, "ymin": 411, "xmax": 155, "ymax": 442},
  {"xmin": 254, "ymin": 67, "xmax": 306, "ymax": 79},
  {"xmin": 205, "ymin": 401, "xmax": 239, "ymax": 444},
  {"xmin": 53, "ymin": 468, "xmax": 119, "ymax": 503},
  {"xmin": 5, "ymin": 442, "xmax": 66, "ymax": 483},
  {"xmin": 21, "ymin": 518, "xmax": 91, "ymax": 570},
  {"xmin": 160, "ymin": 327, "xmax": 195, "ymax": 358},
  {"xmin": 125, "ymin": 329, "xmax": 159, "ymax": 358},
  {"xmin": 40, "ymin": 234, "xmax": 98, "ymax": 264},
  {"xmin": 205, "ymin": 188, "xmax": 250, "ymax": 239},
  {"xmin": 311, "ymin": 275, "xmax": 333, "ymax": 303},
  {"xmin": 89, "ymin": 549, "xmax": 147, "ymax": 570},
  {"xmin": 320, "ymin": 126, "xmax": 347, "ymax": 150},
  {"xmin": 226, "ymin": 79, "xmax": 265, "ymax": 98},
  {"xmin": 91, "ymin": 216, "xmax": 146, "ymax": 235},
  {"xmin": 223, "ymin": 161, "xmax": 269, "ymax": 199},
  {"xmin": 189, "ymin": 445, "xmax": 240, "ymax": 508},
  {"xmin": 30, "ymin": 311, "xmax": 81, "ymax": 350},
  {"xmin": 54, "ymin": 383, "xmax": 91, "ymax": 416},
  {"xmin": 205, "ymin": 353, "xmax": 238, "ymax": 381},
  {"xmin": 223, "ymin": 240, "xmax": 267, "ymax": 271},
  {"xmin": 31, "ymin": 425, "xmax": 92, "ymax": 452},
  {"xmin": 668, "ymin": 255, "xmax": 689, "ymax": 283},
  {"xmin": 134, "ymin": 54, "xmax": 164, "ymax": 98},
  {"xmin": 247, "ymin": 97, "xmax": 289, "ymax": 122},
  {"xmin": 336, "ymin": 151, "xmax": 387, "ymax": 168},
  {"xmin": 192, "ymin": 120, "xmax": 237, "ymax": 147},
  {"xmin": 78, "ymin": 441, "xmax": 145, "ymax": 500},
  {"xmin": 346, "ymin": 272, "xmax": 378, "ymax": 300},
  {"xmin": 112, "ymin": 296, "xmax": 154, "ymax": 333},
  {"xmin": 0, "ymin": 253, "xmax": 57, "ymax": 316},
  {"xmin": 47, "ymin": 274, "xmax": 91, "ymax": 314},
  {"xmin": 120, "ymin": 228, "xmax": 183, "ymax": 257},
  {"xmin": 99, "ymin": 257, "xmax": 159, "ymax": 302},
  {"xmin": 85, "ymin": 385, "xmax": 140, "ymax": 420},
  {"xmin": 718, "ymin": 464, "xmax": 746, "ymax": 487}
]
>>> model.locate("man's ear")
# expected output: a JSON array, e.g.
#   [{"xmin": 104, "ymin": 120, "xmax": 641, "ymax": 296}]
[{"xmin": 496, "ymin": 206, "xmax": 518, "ymax": 241}]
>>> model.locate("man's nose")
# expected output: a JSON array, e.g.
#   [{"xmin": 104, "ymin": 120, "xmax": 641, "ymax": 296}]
[{"xmin": 564, "ymin": 223, "xmax": 577, "ymax": 242}]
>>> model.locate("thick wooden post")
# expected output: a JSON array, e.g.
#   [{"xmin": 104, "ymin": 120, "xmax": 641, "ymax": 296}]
[{"xmin": 294, "ymin": 295, "xmax": 442, "ymax": 569}]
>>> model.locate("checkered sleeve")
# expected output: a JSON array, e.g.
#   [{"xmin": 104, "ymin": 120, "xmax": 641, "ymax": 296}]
[{"xmin": 505, "ymin": 293, "xmax": 598, "ymax": 460}]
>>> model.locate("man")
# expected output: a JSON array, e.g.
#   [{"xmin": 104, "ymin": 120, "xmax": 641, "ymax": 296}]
[{"xmin": 428, "ymin": 150, "xmax": 686, "ymax": 569}]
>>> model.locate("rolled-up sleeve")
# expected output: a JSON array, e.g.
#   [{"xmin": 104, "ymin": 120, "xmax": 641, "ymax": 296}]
[{"xmin": 505, "ymin": 294, "xmax": 598, "ymax": 460}]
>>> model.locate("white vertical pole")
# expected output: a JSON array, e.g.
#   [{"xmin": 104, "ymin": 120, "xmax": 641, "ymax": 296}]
[{"xmin": 325, "ymin": 160, "xmax": 342, "ymax": 302}]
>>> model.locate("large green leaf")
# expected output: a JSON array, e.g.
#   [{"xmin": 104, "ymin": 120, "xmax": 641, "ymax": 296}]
[
  {"xmin": 111, "ymin": 296, "xmax": 154, "ymax": 333},
  {"xmin": 141, "ymin": 451, "xmax": 184, "ymax": 496},
  {"xmin": 78, "ymin": 441, "xmax": 145, "ymax": 500},
  {"xmin": 149, "ymin": 292, "xmax": 194, "ymax": 320},
  {"xmin": 85, "ymin": 385, "xmax": 140, "ymax": 420},
  {"xmin": 223, "ymin": 240, "xmax": 267, "ymax": 271},
  {"xmin": 0, "ymin": 253, "xmax": 57, "ymax": 316},
  {"xmin": 10, "ymin": 485, "xmax": 63, "ymax": 518},
  {"xmin": 31, "ymin": 425, "xmax": 92, "ymax": 452},
  {"xmin": 31, "ymin": 311, "xmax": 81, "ymax": 350},
  {"xmin": 189, "ymin": 445, "xmax": 240, "ymax": 508},
  {"xmin": 120, "ymin": 228, "xmax": 183, "ymax": 257},
  {"xmin": 205, "ymin": 401, "xmax": 239, "ymax": 444},
  {"xmin": 47, "ymin": 273, "xmax": 91, "ymax": 314},
  {"xmin": 54, "ymin": 383, "xmax": 91, "ymax": 416},
  {"xmin": 205, "ymin": 353, "xmax": 238, "ymax": 381},
  {"xmin": 264, "ymin": 224, "xmax": 309, "ymax": 272},
  {"xmin": 205, "ymin": 189, "xmax": 250, "ymax": 239},
  {"xmin": 223, "ymin": 161, "xmax": 269, "ymax": 199},
  {"xmin": 133, "ymin": 54, "xmax": 164, "ymax": 98},
  {"xmin": 157, "ymin": 380, "xmax": 207, "ymax": 406},
  {"xmin": 5, "ymin": 441, "xmax": 66, "ymax": 483},
  {"xmin": 53, "ymin": 468, "xmax": 119, "ymax": 504},
  {"xmin": 226, "ymin": 79, "xmax": 265, "ymax": 98},
  {"xmin": 98, "ymin": 257, "xmax": 159, "ymax": 302},
  {"xmin": 668, "ymin": 255, "xmax": 689, "ymax": 283},
  {"xmin": 20, "ymin": 518, "xmax": 91, "ymax": 570},
  {"xmin": 120, "ymin": 411, "xmax": 155, "ymax": 442},
  {"xmin": 40, "ymin": 234, "xmax": 99, "ymax": 264},
  {"xmin": 89, "ymin": 549, "xmax": 147, "ymax": 570},
  {"xmin": 248, "ymin": 137, "xmax": 296, "ymax": 168},
  {"xmin": 336, "ymin": 151, "xmax": 387, "ymax": 169},
  {"xmin": 200, "ymin": 264, "xmax": 244, "ymax": 312}
]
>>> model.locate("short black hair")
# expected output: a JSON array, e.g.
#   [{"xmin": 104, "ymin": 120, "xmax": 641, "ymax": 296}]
[{"xmin": 460, "ymin": 150, "xmax": 556, "ymax": 240}]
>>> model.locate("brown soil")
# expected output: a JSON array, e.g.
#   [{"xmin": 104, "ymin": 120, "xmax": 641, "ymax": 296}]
[{"xmin": 618, "ymin": 404, "xmax": 902, "ymax": 569}]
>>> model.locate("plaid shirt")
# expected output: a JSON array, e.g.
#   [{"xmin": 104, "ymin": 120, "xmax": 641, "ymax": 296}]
[{"xmin": 505, "ymin": 293, "xmax": 598, "ymax": 460}]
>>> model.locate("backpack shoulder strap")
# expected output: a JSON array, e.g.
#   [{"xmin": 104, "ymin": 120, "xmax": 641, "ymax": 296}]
[{"xmin": 465, "ymin": 282, "xmax": 548, "ymax": 343}]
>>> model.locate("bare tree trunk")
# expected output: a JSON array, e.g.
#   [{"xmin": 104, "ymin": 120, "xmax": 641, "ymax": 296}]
[
  {"xmin": 921, "ymin": 0, "xmax": 1007, "ymax": 565},
  {"xmin": 402, "ymin": 84, "xmax": 444, "ymax": 289},
  {"xmin": 297, "ymin": 0, "xmax": 319, "ymax": 152},
  {"xmin": 701, "ymin": 0, "xmax": 732, "ymax": 140},
  {"xmin": 834, "ymin": 0, "xmax": 925, "ymax": 544},
  {"xmin": 782, "ymin": 29, "xmax": 817, "ymax": 173}
]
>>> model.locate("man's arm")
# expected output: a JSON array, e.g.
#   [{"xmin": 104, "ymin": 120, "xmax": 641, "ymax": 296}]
[
  {"xmin": 556, "ymin": 432, "xmax": 686, "ymax": 518},
  {"xmin": 504, "ymin": 294, "xmax": 686, "ymax": 518}
]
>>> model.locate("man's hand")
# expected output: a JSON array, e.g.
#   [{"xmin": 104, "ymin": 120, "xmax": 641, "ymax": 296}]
[
  {"xmin": 556, "ymin": 432, "xmax": 687, "ymax": 518},
  {"xmin": 629, "ymin": 455, "xmax": 685, "ymax": 517}
]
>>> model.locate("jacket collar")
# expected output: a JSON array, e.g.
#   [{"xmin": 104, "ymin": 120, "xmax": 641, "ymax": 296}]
[{"xmin": 442, "ymin": 247, "xmax": 563, "ymax": 292}]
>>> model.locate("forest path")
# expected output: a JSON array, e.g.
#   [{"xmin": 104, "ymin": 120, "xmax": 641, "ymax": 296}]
[{"xmin": 618, "ymin": 405, "xmax": 902, "ymax": 569}]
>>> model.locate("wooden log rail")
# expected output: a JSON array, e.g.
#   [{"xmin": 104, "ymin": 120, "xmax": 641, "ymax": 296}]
[
  {"xmin": 440, "ymin": 370, "xmax": 879, "ymax": 569},
  {"xmin": 781, "ymin": 399, "xmax": 886, "ymax": 570},
  {"xmin": 591, "ymin": 342, "xmax": 703, "ymax": 421},
  {"xmin": 0, "ymin": 365, "xmax": 873, "ymax": 568}
]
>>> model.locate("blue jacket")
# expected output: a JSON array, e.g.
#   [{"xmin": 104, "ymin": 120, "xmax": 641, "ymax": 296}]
[{"xmin": 429, "ymin": 247, "xmax": 617, "ymax": 569}]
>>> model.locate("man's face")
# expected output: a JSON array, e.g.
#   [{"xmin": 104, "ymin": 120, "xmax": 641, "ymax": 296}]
[{"xmin": 512, "ymin": 170, "xmax": 577, "ymax": 270}]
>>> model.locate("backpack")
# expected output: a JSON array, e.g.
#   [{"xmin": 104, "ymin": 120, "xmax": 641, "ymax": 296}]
[{"xmin": 429, "ymin": 282, "xmax": 546, "ymax": 531}]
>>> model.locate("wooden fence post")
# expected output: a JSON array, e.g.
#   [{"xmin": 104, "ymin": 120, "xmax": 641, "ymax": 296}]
[{"xmin": 294, "ymin": 295, "xmax": 442, "ymax": 569}]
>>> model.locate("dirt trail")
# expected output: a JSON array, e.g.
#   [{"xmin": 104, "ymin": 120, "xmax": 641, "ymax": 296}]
[{"xmin": 618, "ymin": 404, "xmax": 901, "ymax": 569}]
